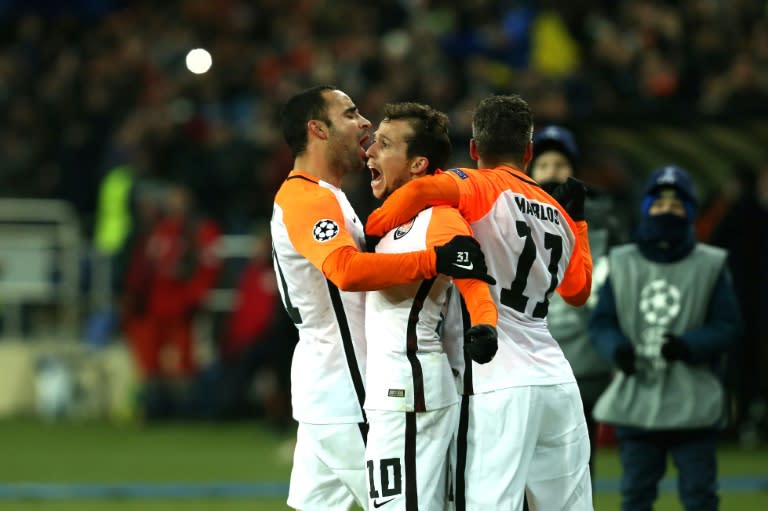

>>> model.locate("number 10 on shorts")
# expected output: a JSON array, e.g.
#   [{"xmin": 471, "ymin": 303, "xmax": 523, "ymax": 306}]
[{"xmin": 367, "ymin": 458, "xmax": 402, "ymax": 498}]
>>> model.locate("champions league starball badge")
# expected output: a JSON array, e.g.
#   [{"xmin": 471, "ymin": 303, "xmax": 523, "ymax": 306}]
[
  {"xmin": 639, "ymin": 278, "xmax": 681, "ymax": 327},
  {"xmin": 312, "ymin": 219, "xmax": 340, "ymax": 242},
  {"xmin": 638, "ymin": 278, "xmax": 683, "ymax": 370}
]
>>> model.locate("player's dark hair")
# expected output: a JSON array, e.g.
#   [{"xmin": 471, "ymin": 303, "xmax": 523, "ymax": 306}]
[
  {"xmin": 472, "ymin": 95, "xmax": 533, "ymax": 167},
  {"xmin": 382, "ymin": 102, "xmax": 451, "ymax": 174},
  {"xmin": 280, "ymin": 85, "xmax": 336, "ymax": 157}
]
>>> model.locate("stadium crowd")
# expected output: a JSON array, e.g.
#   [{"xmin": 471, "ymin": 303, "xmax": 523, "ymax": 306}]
[
  {"xmin": 0, "ymin": 0, "xmax": 766, "ymax": 444},
  {"xmin": 1, "ymin": 0, "xmax": 768, "ymax": 228}
]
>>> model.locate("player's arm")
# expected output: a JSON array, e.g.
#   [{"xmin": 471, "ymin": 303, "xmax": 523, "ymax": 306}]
[
  {"xmin": 284, "ymin": 189, "xmax": 491, "ymax": 292},
  {"xmin": 557, "ymin": 217, "xmax": 593, "ymax": 306},
  {"xmin": 427, "ymin": 207, "xmax": 498, "ymax": 327},
  {"xmin": 548, "ymin": 177, "xmax": 593, "ymax": 305},
  {"xmin": 322, "ymin": 246, "xmax": 433, "ymax": 291},
  {"xmin": 454, "ymin": 278, "xmax": 497, "ymax": 325},
  {"xmin": 428, "ymin": 207, "xmax": 499, "ymax": 364},
  {"xmin": 365, "ymin": 171, "xmax": 461, "ymax": 237}
]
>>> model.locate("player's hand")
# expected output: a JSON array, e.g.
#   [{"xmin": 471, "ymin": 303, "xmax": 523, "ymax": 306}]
[
  {"xmin": 614, "ymin": 344, "xmax": 637, "ymax": 375},
  {"xmin": 434, "ymin": 235, "xmax": 496, "ymax": 285},
  {"xmin": 661, "ymin": 333, "xmax": 690, "ymax": 362},
  {"xmin": 550, "ymin": 177, "xmax": 588, "ymax": 221},
  {"xmin": 466, "ymin": 324, "xmax": 498, "ymax": 364},
  {"xmin": 364, "ymin": 234, "xmax": 381, "ymax": 253}
]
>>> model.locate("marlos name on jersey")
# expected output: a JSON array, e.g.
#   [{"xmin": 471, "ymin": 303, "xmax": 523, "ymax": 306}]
[{"xmin": 514, "ymin": 195, "xmax": 561, "ymax": 225}]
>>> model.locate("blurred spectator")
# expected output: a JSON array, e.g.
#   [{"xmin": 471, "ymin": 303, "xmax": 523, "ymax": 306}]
[
  {"xmin": 198, "ymin": 228, "xmax": 294, "ymax": 427},
  {"xmin": 121, "ymin": 182, "xmax": 221, "ymax": 420},
  {"xmin": 700, "ymin": 52, "xmax": 768, "ymax": 114},
  {"xmin": 528, "ymin": 125, "xmax": 626, "ymax": 481},
  {"xmin": 1, "ymin": 0, "xmax": 768, "ymax": 223},
  {"xmin": 706, "ymin": 164, "xmax": 768, "ymax": 444},
  {"xmin": 590, "ymin": 165, "xmax": 743, "ymax": 511}
]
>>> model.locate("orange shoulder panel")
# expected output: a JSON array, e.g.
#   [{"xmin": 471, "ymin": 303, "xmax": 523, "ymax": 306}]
[
  {"xmin": 276, "ymin": 175, "xmax": 360, "ymax": 271},
  {"xmin": 454, "ymin": 165, "xmax": 540, "ymax": 223},
  {"xmin": 424, "ymin": 206, "xmax": 472, "ymax": 246}
]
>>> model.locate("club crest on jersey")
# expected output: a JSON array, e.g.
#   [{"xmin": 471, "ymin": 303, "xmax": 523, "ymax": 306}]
[
  {"xmin": 312, "ymin": 219, "xmax": 339, "ymax": 242},
  {"xmin": 393, "ymin": 218, "xmax": 415, "ymax": 240},
  {"xmin": 447, "ymin": 167, "xmax": 468, "ymax": 179}
]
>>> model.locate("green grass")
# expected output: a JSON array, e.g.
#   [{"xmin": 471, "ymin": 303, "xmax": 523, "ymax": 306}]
[
  {"xmin": 0, "ymin": 419, "xmax": 765, "ymax": 510},
  {"xmin": 0, "ymin": 500, "xmax": 289, "ymax": 511},
  {"xmin": 0, "ymin": 420, "xmax": 294, "ymax": 483}
]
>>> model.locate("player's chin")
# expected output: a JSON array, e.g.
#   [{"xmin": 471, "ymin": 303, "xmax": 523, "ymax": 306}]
[{"xmin": 370, "ymin": 181, "xmax": 385, "ymax": 200}]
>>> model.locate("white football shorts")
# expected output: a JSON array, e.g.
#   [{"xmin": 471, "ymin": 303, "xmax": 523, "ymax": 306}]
[
  {"xmin": 287, "ymin": 421, "xmax": 368, "ymax": 510},
  {"xmin": 453, "ymin": 383, "xmax": 593, "ymax": 510},
  {"xmin": 365, "ymin": 404, "xmax": 459, "ymax": 510}
]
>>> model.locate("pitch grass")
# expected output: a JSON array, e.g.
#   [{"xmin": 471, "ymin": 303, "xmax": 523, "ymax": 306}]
[{"xmin": 0, "ymin": 419, "xmax": 766, "ymax": 510}]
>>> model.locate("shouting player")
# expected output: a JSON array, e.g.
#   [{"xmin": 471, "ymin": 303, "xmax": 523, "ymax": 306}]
[{"xmin": 363, "ymin": 102, "xmax": 498, "ymax": 510}]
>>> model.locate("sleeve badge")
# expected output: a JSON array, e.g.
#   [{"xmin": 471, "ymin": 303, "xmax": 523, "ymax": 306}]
[{"xmin": 312, "ymin": 219, "xmax": 340, "ymax": 242}]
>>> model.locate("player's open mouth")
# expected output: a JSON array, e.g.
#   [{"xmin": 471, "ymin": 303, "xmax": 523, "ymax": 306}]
[
  {"xmin": 359, "ymin": 135, "xmax": 370, "ymax": 159},
  {"xmin": 368, "ymin": 163, "xmax": 382, "ymax": 185}
]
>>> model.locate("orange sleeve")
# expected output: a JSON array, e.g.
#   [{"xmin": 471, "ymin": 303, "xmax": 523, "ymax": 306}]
[
  {"xmin": 454, "ymin": 278, "xmax": 497, "ymax": 326},
  {"xmin": 282, "ymin": 185, "xmax": 438, "ymax": 292},
  {"xmin": 365, "ymin": 172, "xmax": 460, "ymax": 236},
  {"xmin": 322, "ymin": 246, "xmax": 436, "ymax": 292},
  {"xmin": 427, "ymin": 206, "xmax": 497, "ymax": 327},
  {"xmin": 557, "ymin": 219, "xmax": 593, "ymax": 306}
]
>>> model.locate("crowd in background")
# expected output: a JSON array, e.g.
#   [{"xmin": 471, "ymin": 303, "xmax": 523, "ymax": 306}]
[
  {"xmin": 0, "ymin": 1, "xmax": 767, "ymax": 435},
  {"xmin": 1, "ymin": 0, "xmax": 768, "ymax": 229}
]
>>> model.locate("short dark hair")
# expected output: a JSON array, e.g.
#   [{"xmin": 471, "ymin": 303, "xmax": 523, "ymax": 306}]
[
  {"xmin": 382, "ymin": 102, "xmax": 451, "ymax": 174},
  {"xmin": 280, "ymin": 85, "xmax": 336, "ymax": 156},
  {"xmin": 472, "ymin": 95, "xmax": 533, "ymax": 166}
]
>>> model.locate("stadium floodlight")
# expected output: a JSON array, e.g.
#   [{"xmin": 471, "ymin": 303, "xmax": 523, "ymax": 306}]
[{"xmin": 185, "ymin": 48, "xmax": 213, "ymax": 74}]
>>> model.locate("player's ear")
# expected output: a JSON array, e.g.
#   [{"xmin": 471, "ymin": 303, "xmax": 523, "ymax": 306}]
[
  {"xmin": 469, "ymin": 139, "xmax": 479, "ymax": 161},
  {"xmin": 523, "ymin": 140, "xmax": 533, "ymax": 167},
  {"xmin": 411, "ymin": 157, "xmax": 428, "ymax": 176},
  {"xmin": 308, "ymin": 120, "xmax": 327, "ymax": 140}
]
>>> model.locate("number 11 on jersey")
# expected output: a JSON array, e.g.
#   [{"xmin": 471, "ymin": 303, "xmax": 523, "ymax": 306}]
[{"xmin": 499, "ymin": 220, "xmax": 563, "ymax": 318}]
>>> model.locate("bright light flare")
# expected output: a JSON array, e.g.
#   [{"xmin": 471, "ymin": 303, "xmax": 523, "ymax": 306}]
[{"xmin": 185, "ymin": 48, "xmax": 212, "ymax": 74}]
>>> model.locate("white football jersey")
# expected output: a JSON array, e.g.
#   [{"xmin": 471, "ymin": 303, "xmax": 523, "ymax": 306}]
[
  {"xmin": 364, "ymin": 207, "xmax": 465, "ymax": 412},
  {"xmin": 271, "ymin": 171, "xmax": 367, "ymax": 424},
  {"xmin": 449, "ymin": 165, "xmax": 591, "ymax": 393}
]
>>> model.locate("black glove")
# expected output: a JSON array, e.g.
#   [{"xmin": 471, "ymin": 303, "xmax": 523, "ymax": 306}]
[
  {"xmin": 434, "ymin": 235, "xmax": 496, "ymax": 285},
  {"xmin": 614, "ymin": 344, "xmax": 636, "ymax": 375},
  {"xmin": 365, "ymin": 234, "xmax": 381, "ymax": 252},
  {"xmin": 661, "ymin": 333, "xmax": 690, "ymax": 362},
  {"xmin": 466, "ymin": 324, "xmax": 498, "ymax": 364},
  {"xmin": 550, "ymin": 177, "xmax": 588, "ymax": 221}
]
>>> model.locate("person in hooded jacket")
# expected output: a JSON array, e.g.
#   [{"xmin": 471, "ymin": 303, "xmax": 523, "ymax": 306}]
[{"xmin": 589, "ymin": 165, "xmax": 743, "ymax": 511}]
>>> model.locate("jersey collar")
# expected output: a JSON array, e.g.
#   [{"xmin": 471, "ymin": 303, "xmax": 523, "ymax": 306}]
[
  {"xmin": 287, "ymin": 169, "xmax": 320, "ymax": 184},
  {"xmin": 496, "ymin": 164, "xmax": 538, "ymax": 187}
]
